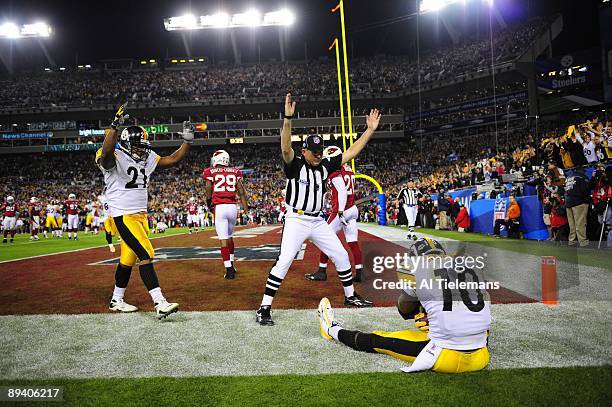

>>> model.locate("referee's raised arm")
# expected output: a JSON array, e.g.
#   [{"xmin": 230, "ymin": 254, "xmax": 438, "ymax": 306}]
[{"xmin": 281, "ymin": 93, "xmax": 296, "ymax": 165}]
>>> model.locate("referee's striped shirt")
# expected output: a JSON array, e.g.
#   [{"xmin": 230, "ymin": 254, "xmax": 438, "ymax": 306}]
[
  {"xmin": 284, "ymin": 154, "xmax": 342, "ymax": 214},
  {"xmin": 398, "ymin": 188, "xmax": 420, "ymax": 206}
]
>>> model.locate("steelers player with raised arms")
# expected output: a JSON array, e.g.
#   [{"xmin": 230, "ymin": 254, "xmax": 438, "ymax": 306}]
[
  {"xmin": 96, "ymin": 102, "xmax": 194, "ymax": 319},
  {"xmin": 317, "ymin": 237, "xmax": 491, "ymax": 373}
]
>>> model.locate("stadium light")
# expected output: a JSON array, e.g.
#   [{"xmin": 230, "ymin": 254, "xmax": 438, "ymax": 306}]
[
  {"xmin": 0, "ymin": 21, "xmax": 52, "ymax": 38},
  {"xmin": 231, "ymin": 10, "xmax": 261, "ymax": 27},
  {"xmin": 201, "ymin": 12, "xmax": 230, "ymax": 28},
  {"xmin": 419, "ymin": 0, "xmax": 493, "ymax": 13},
  {"xmin": 0, "ymin": 22, "xmax": 20, "ymax": 38},
  {"xmin": 164, "ymin": 9, "xmax": 295, "ymax": 31},
  {"xmin": 263, "ymin": 9, "xmax": 295, "ymax": 26}
]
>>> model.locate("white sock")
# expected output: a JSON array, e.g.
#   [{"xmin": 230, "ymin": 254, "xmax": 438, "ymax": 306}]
[
  {"xmin": 329, "ymin": 325, "xmax": 342, "ymax": 341},
  {"xmin": 261, "ymin": 294, "xmax": 274, "ymax": 307},
  {"xmin": 68, "ymin": 232, "xmax": 72, "ymax": 238},
  {"xmin": 319, "ymin": 263, "xmax": 328, "ymax": 268},
  {"xmin": 74, "ymin": 233, "xmax": 78, "ymax": 239},
  {"xmin": 343, "ymin": 284, "xmax": 355, "ymax": 297},
  {"xmin": 355, "ymin": 264, "xmax": 363, "ymax": 270},
  {"xmin": 230, "ymin": 254, "xmax": 235, "ymax": 262},
  {"xmin": 149, "ymin": 287, "xmax": 165, "ymax": 304},
  {"xmin": 224, "ymin": 260, "xmax": 232, "ymax": 268},
  {"xmin": 112, "ymin": 286, "xmax": 126, "ymax": 301}
]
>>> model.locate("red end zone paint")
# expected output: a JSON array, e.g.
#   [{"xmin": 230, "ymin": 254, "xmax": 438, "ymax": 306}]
[{"xmin": 0, "ymin": 226, "xmax": 535, "ymax": 315}]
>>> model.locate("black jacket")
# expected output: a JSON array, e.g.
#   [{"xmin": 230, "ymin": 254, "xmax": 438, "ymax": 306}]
[{"xmin": 564, "ymin": 171, "xmax": 591, "ymax": 208}]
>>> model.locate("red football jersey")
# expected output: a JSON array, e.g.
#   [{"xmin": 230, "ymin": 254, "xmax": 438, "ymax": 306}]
[
  {"xmin": 327, "ymin": 164, "xmax": 355, "ymax": 213},
  {"xmin": 30, "ymin": 202, "xmax": 43, "ymax": 216},
  {"xmin": 64, "ymin": 200, "xmax": 80, "ymax": 215},
  {"xmin": 186, "ymin": 203, "xmax": 198, "ymax": 215},
  {"xmin": 2, "ymin": 203, "xmax": 17, "ymax": 217},
  {"xmin": 202, "ymin": 166, "xmax": 243, "ymax": 205}
]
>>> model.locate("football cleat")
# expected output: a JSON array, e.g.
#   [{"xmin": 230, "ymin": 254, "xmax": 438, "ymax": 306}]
[
  {"xmin": 224, "ymin": 266, "xmax": 236, "ymax": 280},
  {"xmin": 2, "ymin": 238, "xmax": 6, "ymax": 244},
  {"xmin": 155, "ymin": 301, "xmax": 179, "ymax": 319},
  {"xmin": 109, "ymin": 299, "xmax": 138, "ymax": 313},
  {"xmin": 256, "ymin": 305, "xmax": 274, "ymax": 326},
  {"xmin": 317, "ymin": 297, "xmax": 336, "ymax": 341},
  {"xmin": 305, "ymin": 268, "xmax": 327, "ymax": 281},
  {"xmin": 344, "ymin": 293, "xmax": 373, "ymax": 307}
]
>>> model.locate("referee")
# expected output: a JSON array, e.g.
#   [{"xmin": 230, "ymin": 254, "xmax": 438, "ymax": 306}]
[
  {"xmin": 397, "ymin": 180, "xmax": 421, "ymax": 240},
  {"xmin": 256, "ymin": 93, "xmax": 381, "ymax": 326}
]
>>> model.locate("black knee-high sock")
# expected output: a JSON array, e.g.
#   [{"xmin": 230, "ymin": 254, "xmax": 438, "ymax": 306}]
[
  {"xmin": 338, "ymin": 329, "xmax": 376, "ymax": 353},
  {"xmin": 115, "ymin": 264, "xmax": 132, "ymax": 288},
  {"xmin": 139, "ymin": 262, "xmax": 159, "ymax": 291},
  {"xmin": 105, "ymin": 232, "xmax": 113, "ymax": 245}
]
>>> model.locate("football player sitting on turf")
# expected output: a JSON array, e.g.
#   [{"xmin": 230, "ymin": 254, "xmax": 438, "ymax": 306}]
[{"xmin": 317, "ymin": 237, "xmax": 491, "ymax": 373}]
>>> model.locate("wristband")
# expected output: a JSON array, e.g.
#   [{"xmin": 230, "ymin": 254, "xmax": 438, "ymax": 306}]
[{"xmin": 284, "ymin": 115, "xmax": 293, "ymax": 120}]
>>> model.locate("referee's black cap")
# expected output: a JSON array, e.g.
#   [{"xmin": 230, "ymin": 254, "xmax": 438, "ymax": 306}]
[{"xmin": 303, "ymin": 135, "xmax": 324, "ymax": 152}]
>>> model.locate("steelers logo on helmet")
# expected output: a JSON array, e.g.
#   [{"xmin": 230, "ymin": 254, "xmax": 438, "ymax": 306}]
[
  {"xmin": 323, "ymin": 146, "xmax": 342, "ymax": 159},
  {"xmin": 211, "ymin": 150, "xmax": 230, "ymax": 167},
  {"xmin": 119, "ymin": 125, "xmax": 151, "ymax": 163},
  {"xmin": 409, "ymin": 237, "xmax": 446, "ymax": 257}
]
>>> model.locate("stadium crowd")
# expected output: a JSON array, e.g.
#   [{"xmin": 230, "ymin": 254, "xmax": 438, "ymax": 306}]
[
  {"xmin": 0, "ymin": 20, "xmax": 545, "ymax": 109},
  {"xmin": 1, "ymin": 109, "xmax": 610, "ymax": 245}
]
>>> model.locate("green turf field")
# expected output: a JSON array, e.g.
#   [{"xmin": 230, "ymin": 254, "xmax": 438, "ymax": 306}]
[
  {"xmin": 2, "ymin": 367, "xmax": 610, "ymax": 406},
  {"xmin": 393, "ymin": 226, "xmax": 612, "ymax": 270},
  {"xmin": 0, "ymin": 228, "xmax": 199, "ymax": 262}
]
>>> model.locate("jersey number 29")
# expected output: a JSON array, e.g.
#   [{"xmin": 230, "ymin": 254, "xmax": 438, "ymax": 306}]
[{"xmin": 214, "ymin": 174, "xmax": 236, "ymax": 192}]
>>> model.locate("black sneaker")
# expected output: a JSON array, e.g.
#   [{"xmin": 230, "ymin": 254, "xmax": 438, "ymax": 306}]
[
  {"xmin": 354, "ymin": 269, "xmax": 366, "ymax": 283},
  {"xmin": 9, "ymin": 238, "xmax": 13, "ymax": 243},
  {"xmin": 2, "ymin": 239, "xmax": 6, "ymax": 244},
  {"xmin": 305, "ymin": 268, "xmax": 327, "ymax": 281},
  {"xmin": 224, "ymin": 267, "xmax": 236, "ymax": 280},
  {"xmin": 256, "ymin": 306, "xmax": 274, "ymax": 326},
  {"xmin": 344, "ymin": 293, "xmax": 373, "ymax": 307}
]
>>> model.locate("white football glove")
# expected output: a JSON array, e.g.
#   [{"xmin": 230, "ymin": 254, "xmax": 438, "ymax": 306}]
[
  {"xmin": 338, "ymin": 212, "xmax": 348, "ymax": 226},
  {"xmin": 180, "ymin": 121, "xmax": 194, "ymax": 144}
]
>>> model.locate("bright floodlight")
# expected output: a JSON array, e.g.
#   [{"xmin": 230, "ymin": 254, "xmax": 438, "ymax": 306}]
[
  {"xmin": 0, "ymin": 21, "xmax": 52, "ymax": 38},
  {"xmin": 201, "ymin": 12, "xmax": 230, "ymax": 28},
  {"xmin": 0, "ymin": 22, "xmax": 20, "ymax": 38},
  {"xmin": 165, "ymin": 14, "xmax": 198, "ymax": 30},
  {"xmin": 263, "ymin": 9, "xmax": 295, "ymax": 26},
  {"xmin": 420, "ymin": 0, "xmax": 463, "ymax": 13},
  {"xmin": 164, "ymin": 9, "xmax": 295, "ymax": 30},
  {"xmin": 232, "ymin": 9, "xmax": 261, "ymax": 27}
]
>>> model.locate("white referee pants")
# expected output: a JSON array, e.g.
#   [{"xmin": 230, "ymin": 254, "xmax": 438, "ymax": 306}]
[
  {"xmin": 403, "ymin": 204, "xmax": 418, "ymax": 228},
  {"xmin": 262, "ymin": 212, "xmax": 353, "ymax": 306}
]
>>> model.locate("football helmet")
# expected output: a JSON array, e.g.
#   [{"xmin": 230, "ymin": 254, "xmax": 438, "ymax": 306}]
[
  {"xmin": 68, "ymin": 193, "xmax": 76, "ymax": 200},
  {"xmin": 409, "ymin": 237, "xmax": 446, "ymax": 257},
  {"xmin": 211, "ymin": 150, "xmax": 230, "ymax": 167},
  {"xmin": 323, "ymin": 146, "xmax": 342, "ymax": 159},
  {"xmin": 6, "ymin": 196, "xmax": 14, "ymax": 204},
  {"xmin": 119, "ymin": 125, "xmax": 151, "ymax": 163}
]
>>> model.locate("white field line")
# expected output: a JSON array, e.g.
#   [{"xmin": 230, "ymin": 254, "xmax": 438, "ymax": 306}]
[
  {"xmin": 0, "ymin": 302, "xmax": 611, "ymax": 380},
  {"xmin": 0, "ymin": 231, "xmax": 193, "ymax": 264}
]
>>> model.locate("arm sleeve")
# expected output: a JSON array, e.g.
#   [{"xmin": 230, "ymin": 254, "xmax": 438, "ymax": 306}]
[
  {"xmin": 203, "ymin": 168, "xmax": 213, "ymax": 182},
  {"xmin": 331, "ymin": 176, "xmax": 347, "ymax": 212},
  {"xmin": 146, "ymin": 151, "xmax": 160, "ymax": 173},
  {"xmin": 283, "ymin": 155, "xmax": 301, "ymax": 178}
]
